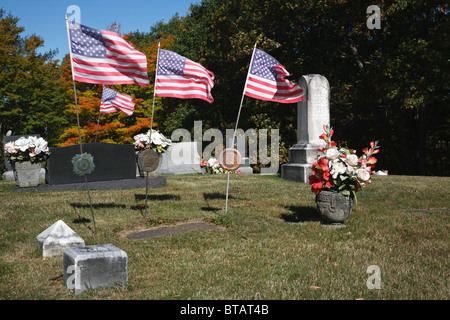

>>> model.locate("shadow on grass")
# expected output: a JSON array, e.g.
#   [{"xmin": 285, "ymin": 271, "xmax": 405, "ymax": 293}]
[
  {"xmin": 281, "ymin": 205, "xmax": 321, "ymax": 223},
  {"xmin": 73, "ymin": 217, "xmax": 91, "ymax": 223},
  {"xmin": 134, "ymin": 194, "xmax": 181, "ymax": 201},
  {"xmin": 201, "ymin": 206, "xmax": 221, "ymax": 213},
  {"xmin": 203, "ymin": 192, "xmax": 234, "ymax": 200},
  {"xmin": 131, "ymin": 194, "xmax": 181, "ymax": 214},
  {"xmin": 70, "ymin": 203, "xmax": 126, "ymax": 209}
]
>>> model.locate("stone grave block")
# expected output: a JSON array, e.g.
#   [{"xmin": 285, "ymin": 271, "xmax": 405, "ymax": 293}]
[
  {"xmin": 160, "ymin": 142, "xmax": 201, "ymax": 174},
  {"xmin": 63, "ymin": 244, "xmax": 128, "ymax": 295},
  {"xmin": 281, "ymin": 74, "xmax": 330, "ymax": 182},
  {"xmin": 35, "ymin": 220, "xmax": 85, "ymax": 259},
  {"xmin": 2, "ymin": 134, "xmax": 45, "ymax": 181},
  {"xmin": 46, "ymin": 143, "xmax": 136, "ymax": 185}
]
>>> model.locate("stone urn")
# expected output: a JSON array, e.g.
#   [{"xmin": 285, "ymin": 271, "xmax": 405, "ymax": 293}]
[
  {"xmin": 315, "ymin": 190, "xmax": 355, "ymax": 228},
  {"xmin": 13, "ymin": 161, "xmax": 42, "ymax": 187}
]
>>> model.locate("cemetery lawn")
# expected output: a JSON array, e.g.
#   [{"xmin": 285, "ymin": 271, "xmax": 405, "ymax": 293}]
[{"xmin": 0, "ymin": 174, "xmax": 448, "ymax": 300}]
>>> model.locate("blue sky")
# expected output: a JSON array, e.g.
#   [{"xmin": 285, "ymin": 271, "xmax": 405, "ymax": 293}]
[{"xmin": 1, "ymin": 0, "xmax": 198, "ymax": 62}]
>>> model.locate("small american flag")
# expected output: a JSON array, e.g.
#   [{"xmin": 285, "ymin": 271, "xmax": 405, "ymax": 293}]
[
  {"xmin": 100, "ymin": 87, "xmax": 135, "ymax": 116},
  {"xmin": 244, "ymin": 49, "xmax": 305, "ymax": 103},
  {"xmin": 68, "ymin": 23, "xmax": 149, "ymax": 86},
  {"xmin": 155, "ymin": 49, "xmax": 214, "ymax": 103}
]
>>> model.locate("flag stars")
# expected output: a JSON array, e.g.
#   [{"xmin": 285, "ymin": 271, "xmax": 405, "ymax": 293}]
[
  {"xmin": 250, "ymin": 49, "xmax": 279, "ymax": 81},
  {"xmin": 158, "ymin": 49, "xmax": 186, "ymax": 76},
  {"xmin": 69, "ymin": 24, "xmax": 106, "ymax": 58}
]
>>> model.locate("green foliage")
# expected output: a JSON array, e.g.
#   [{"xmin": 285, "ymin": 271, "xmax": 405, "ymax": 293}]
[
  {"xmin": 146, "ymin": 0, "xmax": 449, "ymax": 176},
  {"xmin": 0, "ymin": 9, "xmax": 70, "ymax": 146}
]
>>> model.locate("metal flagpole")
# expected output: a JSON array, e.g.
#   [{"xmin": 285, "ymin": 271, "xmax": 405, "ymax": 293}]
[
  {"xmin": 65, "ymin": 15, "xmax": 96, "ymax": 232},
  {"xmin": 95, "ymin": 85, "xmax": 104, "ymax": 143},
  {"xmin": 143, "ymin": 41, "xmax": 161, "ymax": 217},
  {"xmin": 225, "ymin": 42, "xmax": 258, "ymax": 215},
  {"xmin": 94, "ymin": 110, "xmax": 101, "ymax": 143}
]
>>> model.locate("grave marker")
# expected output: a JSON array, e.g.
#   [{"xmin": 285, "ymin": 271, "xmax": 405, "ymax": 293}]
[
  {"xmin": 281, "ymin": 74, "xmax": 330, "ymax": 182},
  {"xmin": 63, "ymin": 244, "xmax": 128, "ymax": 295},
  {"xmin": 35, "ymin": 220, "xmax": 85, "ymax": 259}
]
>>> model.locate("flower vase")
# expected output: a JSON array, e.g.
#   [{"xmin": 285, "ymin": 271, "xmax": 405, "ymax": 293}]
[
  {"xmin": 315, "ymin": 190, "xmax": 355, "ymax": 228},
  {"xmin": 13, "ymin": 161, "xmax": 42, "ymax": 187}
]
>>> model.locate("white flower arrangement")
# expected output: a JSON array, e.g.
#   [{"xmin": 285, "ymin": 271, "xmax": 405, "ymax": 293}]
[
  {"xmin": 133, "ymin": 129, "xmax": 172, "ymax": 156},
  {"xmin": 4, "ymin": 136, "xmax": 50, "ymax": 163},
  {"xmin": 200, "ymin": 157, "xmax": 225, "ymax": 174}
]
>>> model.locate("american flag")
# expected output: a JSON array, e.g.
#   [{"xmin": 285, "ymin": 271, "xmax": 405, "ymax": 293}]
[
  {"xmin": 68, "ymin": 23, "xmax": 149, "ymax": 86},
  {"xmin": 244, "ymin": 49, "xmax": 305, "ymax": 103},
  {"xmin": 155, "ymin": 49, "xmax": 214, "ymax": 103},
  {"xmin": 100, "ymin": 87, "xmax": 135, "ymax": 116}
]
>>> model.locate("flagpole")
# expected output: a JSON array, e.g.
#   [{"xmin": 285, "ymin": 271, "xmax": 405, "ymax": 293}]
[
  {"xmin": 149, "ymin": 42, "xmax": 160, "ymax": 141},
  {"xmin": 65, "ymin": 15, "xmax": 96, "ymax": 233},
  {"xmin": 232, "ymin": 41, "xmax": 258, "ymax": 142},
  {"xmin": 143, "ymin": 41, "xmax": 161, "ymax": 217},
  {"xmin": 65, "ymin": 16, "xmax": 84, "ymax": 154},
  {"xmin": 94, "ymin": 110, "xmax": 101, "ymax": 143},
  {"xmin": 225, "ymin": 41, "xmax": 258, "ymax": 215},
  {"xmin": 95, "ymin": 85, "xmax": 104, "ymax": 143}
]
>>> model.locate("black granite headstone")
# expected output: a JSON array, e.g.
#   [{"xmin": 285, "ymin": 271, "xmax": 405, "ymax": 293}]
[{"xmin": 46, "ymin": 143, "xmax": 137, "ymax": 185}]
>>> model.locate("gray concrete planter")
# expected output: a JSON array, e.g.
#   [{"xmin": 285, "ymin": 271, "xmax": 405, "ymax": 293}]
[
  {"xmin": 13, "ymin": 161, "xmax": 42, "ymax": 187},
  {"xmin": 315, "ymin": 189, "xmax": 355, "ymax": 228}
]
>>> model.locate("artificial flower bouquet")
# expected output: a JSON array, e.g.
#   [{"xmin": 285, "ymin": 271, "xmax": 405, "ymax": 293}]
[
  {"xmin": 200, "ymin": 157, "xmax": 225, "ymax": 174},
  {"xmin": 133, "ymin": 129, "xmax": 172, "ymax": 156},
  {"xmin": 308, "ymin": 125, "xmax": 380, "ymax": 198},
  {"xmin": 4, "ymin": 136, "xmax": 50, "ymax": 164}
]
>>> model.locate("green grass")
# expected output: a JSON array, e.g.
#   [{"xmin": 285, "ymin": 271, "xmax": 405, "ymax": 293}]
[{"xmin": 0, "ymin": 174, "xmax": 448, "ymax": 300}]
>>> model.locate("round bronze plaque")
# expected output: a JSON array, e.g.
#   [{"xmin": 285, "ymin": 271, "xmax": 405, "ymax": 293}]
[
  {"xmin": 219, "ymin": 148, "xmax": 242, "ymax": 171},
  {"xmin": 138, "ymin": 149, "xmax": 160, "ymax": 173}
]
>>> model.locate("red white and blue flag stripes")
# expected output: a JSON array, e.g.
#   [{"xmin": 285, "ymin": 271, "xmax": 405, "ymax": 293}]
[
  {"xmin": 154, "ymin": 49, "xmax": 214, "ymax": 103},
  {"xmin": 244, "ymin": 49, "xmax": 305, "ymax": 103},
  {"xmin": 67, "ymin": 23, "xmax": 149, "ymax": 86},
  {"xmin": 100, "ymin": 87, "xmax": 135, "ymax": 116}
]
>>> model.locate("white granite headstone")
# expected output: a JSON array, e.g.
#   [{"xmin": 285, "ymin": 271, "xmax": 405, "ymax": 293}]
[
  {"xmin": 35, "ymin": 220, "xmax": 85, "ymax": 259},
  {"xmin": 160, "ymin": 142, "xmax": 202, "ymax": 174},
  {"xmin": 281, "ymin": 74, "xmax": 330, "ymax": 182}
]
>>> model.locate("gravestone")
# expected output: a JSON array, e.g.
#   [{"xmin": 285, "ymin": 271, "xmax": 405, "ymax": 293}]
[
  {"xmin": 160, "ymin": 142, "xmax": 201, "ymax": 174},
  {"xmin": 46, "ymin": 143, "xmax": 136, "ymax": 185},
  {"xmin": 2, "ymin": 134, "xmax": 46, "ymax": 181},
  {"xmin": 281, "ymin": 74, "xmax": 330, "ymax": 182},
  {"xmin": 63, "ymin": 244, "xmax": 128, "ymax": 295},
  {"xmin": 35, "ymin": 220, "xmax": 85, "ymax": 259}
]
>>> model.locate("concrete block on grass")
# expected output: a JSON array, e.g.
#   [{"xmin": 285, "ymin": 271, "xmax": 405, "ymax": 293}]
[{"xmin": 63, "ymin": 244, "xmax": 128, "ymax": 295}]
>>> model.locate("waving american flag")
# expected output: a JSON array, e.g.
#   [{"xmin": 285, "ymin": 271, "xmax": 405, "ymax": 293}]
[
  {"xmin": 244, "ymin": 49, "xmax": 305, "ymax": 103},
  {"xmin": 67, "ymin": 22, "xmax": 149, "ymax": 86},
  {"xmin": 100, "ymin": 87, "xmax": 135, "ymax": 116},
  {"xmin": 155, "ymin": 49, "xmax": 214, "ymax": 103}
]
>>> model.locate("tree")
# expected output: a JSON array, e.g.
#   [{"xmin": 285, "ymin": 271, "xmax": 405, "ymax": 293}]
[
  {"xmin": 145, "ymin": 0, "xmax": 449, "ymax": 175},
  {"xmin": 0, "ymin": 9, "xmax": 70, "ymax": 145}
]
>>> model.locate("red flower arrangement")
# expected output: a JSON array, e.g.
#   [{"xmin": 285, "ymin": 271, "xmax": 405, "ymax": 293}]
[{"xmin": 309, "ymin": 125, "xmax": 380, "ymax": 198}]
